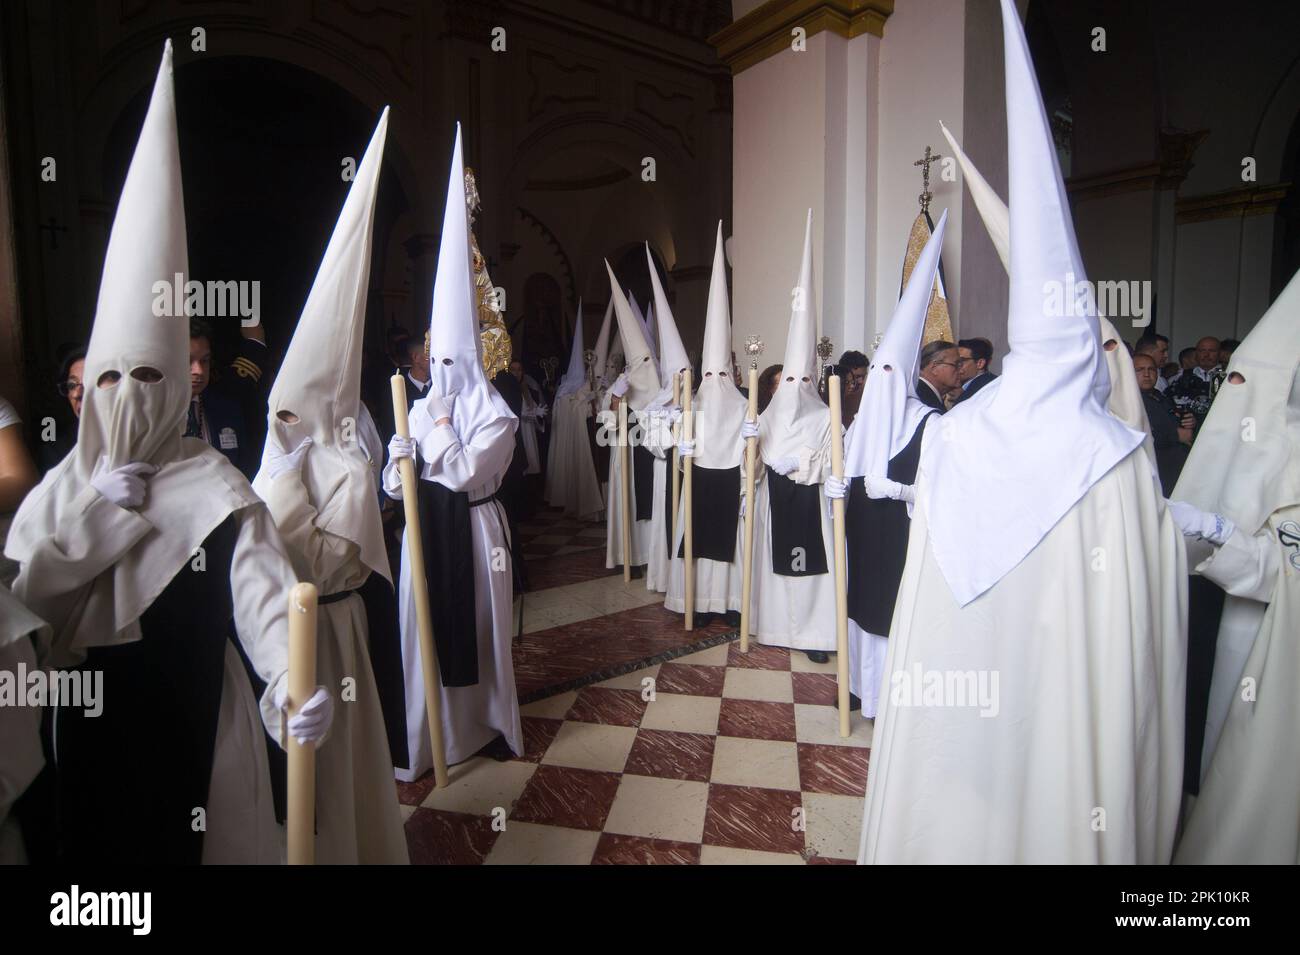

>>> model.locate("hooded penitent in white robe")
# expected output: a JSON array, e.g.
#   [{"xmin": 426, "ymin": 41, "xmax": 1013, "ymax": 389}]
[
  {"xmin": 859, "ymin": 0, "xmax": 1186, "ymax": 864},
  {"xmin": 4, "ymin": 42, "xmax": 296, "ymax": 866},
  {"xmin": 843, "ymin": 212, "xmax": 947, "ymax": 717},
  {"xmin": 0, "ymin": 585, "xmax": 47, "ymax": 864},
  {"xmin": 384, "ymin": 124, "xmax": 523, "ymax": 777},
  {"xmin": 544, "ymin": 303, "xmax": 603, "ymax": 520},
  {"xmin": 666, "ymin": 222, "xmax": 748, "ymax": 616},
  {"xmin": 1173, "ymin": 267, "xmax": 1300, "ymax": 864},
  {"xmin": 642, "ymin": 244, "xmax": 692, "ymax": 594},
  {"xmin": 750, "ymin": 211, "xmax": 836, "ymax": 652},
  {"xmin": 602, "ymin": 266, "xmax": 661, "ymax": 570},
  {"xmin": 251, "ymin": 110, "xmax": 407, "ymax": 864}
]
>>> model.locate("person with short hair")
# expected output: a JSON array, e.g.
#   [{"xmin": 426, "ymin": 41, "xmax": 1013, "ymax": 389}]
[
  {"xmin": 757, "ymin": 363, "xmax": 783, "ymax": 413},
  {"xmin": 1133, "ymin": 352, "xmax": 1192, "ymax": 494},
  {"xmin": 837, "ymin": 349, "xmax": 868, "ymax": 426},
  {"xmin": 186, "ymin": 316, "xmax": 270, "ymax": 479},
  {"xmin": 401, "ymin": 336, "xmax": 430, "ymax": 410},
  {"xmin": 1167, "ymin": 335, "xmax": 1223, "ymax": 424},
  {"xmin": 953, "ymin": 337, "xmax": 997, "ymax": 404},
  {"xmin": 917, "ymin": 339, "xmax": 959, "ymax": 411},
  {"xmin": 1134, "ymin": 334, "xmax": 1170, "ymax": 391}
]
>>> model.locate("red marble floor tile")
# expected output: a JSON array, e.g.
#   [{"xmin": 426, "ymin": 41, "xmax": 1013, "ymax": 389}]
[
  {"xmin": 517, "ymin": 716, "xmax": 564, "ymax": 762},
  {"xmin": 395, "ymin": 773, "xmax": 436, "ymax": 807},
  {"xmin": 512, "ymin": 604, "xmax": 734, "ymax": 699},
  {"xmin": 703, "ymin": 783, "xmax": 805, "ymax": 854},
  {"xmin": 405, "ymin": 808, "xmax": 500, "ymax": 865},
  {"xmin": 655, "ymin": 661, "xmax": 727, "ymax": 697},
  {"xmin": 717, "ymin": 698, "xmax": 797, "ymax": 742},
  {"xmin": 565, "ymin": 686, "xmax": 648, "ymax": 727},
  {"xmin": 623, "ymin": 728, "xmax": 716, "ymax": 782},
  {"xmin": 524, "ymin": 548, "xmax": 618, "ymax": 590},
  {"xmin": 592, "ymin": 833, "xmax": 701, "ymax": 865},
  {"xmin": 726, "ymin": 641, "xmax": 792, "ymax": 671},
  {"xmin": 796, "ymin": 742, "xmax": 870, "ymax": 796},
  {"xmin": 510, "ymin": 765, "xmax": 622, "ymax": 831},
  {"xmin": 791, "ymin": 671, "xmax": 839, "ymax": 706},
  {"xmin": 807, "ymin": 854, "xmax": 855, "ymax": 865}
]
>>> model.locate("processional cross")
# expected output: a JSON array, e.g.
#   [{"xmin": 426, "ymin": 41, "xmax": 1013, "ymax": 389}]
[{"xmin": 913, "ymin": 146, "xmax": 943, "ymax": 215}]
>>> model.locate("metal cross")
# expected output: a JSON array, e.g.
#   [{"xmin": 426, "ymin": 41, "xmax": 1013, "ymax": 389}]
[{"xmin": 914, "ymin": 145, "xmax": 943, "ymax": 214}]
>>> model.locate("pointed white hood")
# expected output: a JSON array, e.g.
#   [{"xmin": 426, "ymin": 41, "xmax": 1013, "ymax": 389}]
[
  {"xmin": 692, "ymin": 221, "xmax": 748, "ymax": 470},
  {"xmin": 628, "ymin": 290, "xmax": 657, "ymax": 364},
  {"xmin": 592, "ymin": 297, "xmax": 620, "ymax": 388},
  {"xmin": 918, "ymin": 0, "xmax": 1146, "ymax": 607},
  {"xmin": 942, "ymin": 123, "xmax": 1152, "ymax": 445},
  {"xmin": 1174, "ymin": 267, "xmax": 1300, "ymax": 535},
  {"xmin": 605, "ymin": 262, "xmax": 661, "ymax": 411},
  {"xmin": 759, "ymin": 209, "xmax": 829, "ymax": 466},
  {"xmin": 6, "ymin": 40, "xmax": 260, "ymax": 662},
  {"xmin": 253, "ymin": 108, "xmax": 392, "ymax": 584},
  {"xmin": 420, "ymin": 124, "xmax": 516, "ymax": 458},
  {"xmin": 555, "ymin": 301, "xmax": 588, "ymax": 398},
  {"xmin": 846, "ymin": 211, "xmax": 948, "ymax": 480},
  {"xmin": 644, "ymin": 243, "xmax": 692, "ymax": 411}
]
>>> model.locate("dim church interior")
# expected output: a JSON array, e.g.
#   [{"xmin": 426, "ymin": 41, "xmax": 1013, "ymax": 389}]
[{"xmin": 1, "ymin": 0, "xmax": 1299, "ymax": 864}]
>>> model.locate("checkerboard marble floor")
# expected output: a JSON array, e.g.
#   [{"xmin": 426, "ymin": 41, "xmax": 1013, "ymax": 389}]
[
  {"xmin": 397, "ymin": 641, "xmax": 872, "ymax": 864},
  {"xmin": 518, "ymin": 506, "xmax": 607, "ymax": 560}
]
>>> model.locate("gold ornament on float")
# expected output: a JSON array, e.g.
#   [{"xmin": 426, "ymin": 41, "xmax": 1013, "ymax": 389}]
[{"xmin": 465, "ymin": 166, "xmax": 511, "ymax": 377}]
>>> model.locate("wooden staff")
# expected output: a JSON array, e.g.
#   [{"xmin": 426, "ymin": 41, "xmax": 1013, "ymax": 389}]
[
  {"xmin": 670, "ymin": 372, "xmax": 681, "ymax": 551},
  {"xmin": 390, "ymin": 375, "xmax": 449, "ymax": 789},
  {"xmin": 739, "ymin": 366, "xmax": 759, "ymax": 653},
  {"xmin": 682, "ymin": 369, "xmax": 695, "ymax": 630},
  {"xmin": 620, "ymin": 397, "xmax": 632, "ymax": 583},
  {"xmin": 827, "ymin": 374, "xmax": 850, "ymax": 737},
  {"xmin": 286, "ymin": 581, "xmax": 318, "ymax": 866}
]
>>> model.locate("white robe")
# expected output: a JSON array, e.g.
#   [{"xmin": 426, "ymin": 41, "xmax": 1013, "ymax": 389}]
[
  {"xmin": 0, "ymin": 592, "xmax": 43, "ymax": 865},
  {"xmin": 749, "ymin": 454, "xmax": 836, "ymax": 652},
  {"xmin": 600, "ymin": 402, "xmax": 652, "ymax": 569},
  {"xmin": 859, "ymin": 446, "xmax": 1187, "ymax": 864},
  {"xmin": 847, "ymin": 619, "xmax": 888, "ymax": 718},
  {"xmin": 384, "ymin": 411, "xmax": 523, "ymax": 778},
  {"xmin": 519, "ymin": 378, "xmax": 543, "ymax": 476},
  {"xmin": 261, "ymin": 472, "xmax": 409, "ymax": 864},
  {"xmin": 544, "ymin": 387, "xmax": 603, "ymax": 521},
  {"xmin": 1175, "ymin": 508, "xmax": 1297, "ymax": 864}
]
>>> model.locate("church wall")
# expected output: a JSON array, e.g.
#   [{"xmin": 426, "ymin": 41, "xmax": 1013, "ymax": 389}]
[{"xmin": 873, "ymin": 0, "xmax": 967, "ymax": 343}]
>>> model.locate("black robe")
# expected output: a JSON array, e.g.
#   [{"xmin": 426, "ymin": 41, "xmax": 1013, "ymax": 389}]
[
  {"xmin": 845, "ymin": 413, "xmax": 933, "ymax": 635},
  {"xmin": 53, "ymin": 515, "xmax": 245, "ymax": 865},
  {"xmin": 676, "ymin": 464, "xmax": 741, "ymax": 563},
  {"xmin": 766, "ymin": 467, "xmax": 828, "ymax": 577}
]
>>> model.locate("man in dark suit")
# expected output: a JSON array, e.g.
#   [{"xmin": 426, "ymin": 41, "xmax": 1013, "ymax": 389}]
[
  {"xmin": 954, "ymin": 337, "xmax": 998, "ymax": 404},
  {"xmin": 186, "ymin": 318, "xmax": 270, "ymax": 480},
  {"xmin": 917, "ymin": 339, "xmax": 958, "ymax": 413},
  {"xmin": 1133, "ymin": 352, "xmax": 1193, "ymax": 494}
]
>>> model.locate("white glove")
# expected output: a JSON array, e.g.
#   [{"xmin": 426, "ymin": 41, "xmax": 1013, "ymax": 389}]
[
  {"xmin": 537, "ymin": 404, "xmax": 549, "ymax": 418},
  {"xmin": 668, "ymin": 407, "xmax": 683, "ymax": 425},
  {"xmin": 265, "ymin": 436, "xmax": 312, "ymax": 481},
  {"xmin": 425, "ymin": 393, "xmax": 453, "ymax": 424},
  {"xmin": 678, "ymin": 440, "xmax": 695, "ymax": 458},
  {"xmin": 1168, "ymin": 500, "xmax": 1235, "ymax": 547},
  {"xmin": 90, "ymin": 460, "xmax": 157, "ymax": 509},
  {"xmin": 740, "ymin": 419, "xmax": 759, "ymax": 440},
  {"xmin": 864, "ymin": 474, "xmax": 914, "ymax": 503},
  {"xmin": 824, "ymin": 474, "xmax": 848, "ymax": 500},
  {"xmin": 609, "ymin": 373, "xmax": 630, "ymax": 398},
  {"xmin": 770, "ymin": 455, "xmax": 800, "ymax": 476},
  {"xmin": 275, "ymin": 681, "xmax": 334, "ymax": 746},
  {"xmin": 388, "ymin": 434, "xmax": 416, "ymax": 464}
]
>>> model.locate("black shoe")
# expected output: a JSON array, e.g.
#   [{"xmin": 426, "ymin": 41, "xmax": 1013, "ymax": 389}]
[
  {"xmin": 805, "ymin": 650, "xmax": 830, "ymax": 664},
  {"xmin": 630, "ymin": 565, "xmax": 645, "ymax": 580},
  {"xmin": 723, "ymin": 611, "xmax": 741, "ymax": 628},
  {"xmin": 848, "ymin": 692, "xmax": 862, "ymax": 712}
]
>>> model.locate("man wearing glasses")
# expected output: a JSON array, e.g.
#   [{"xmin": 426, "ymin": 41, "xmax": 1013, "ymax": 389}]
[
  {"xmin": 917, "ymin": 339, "xmax": 959, "ymax": 412},
  {"xmin": 953, "ymin": 337, "xmax": 998, "ymax": 405}
]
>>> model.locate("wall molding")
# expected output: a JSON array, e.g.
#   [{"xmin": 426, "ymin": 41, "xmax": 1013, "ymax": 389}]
[
  {"xmin": 1175, "ymin": 183, "xmax": 1291, "ymax": 224},
  {"xmin": 709, "ymin": 0, "xmax": 894, "ymax": 75}
]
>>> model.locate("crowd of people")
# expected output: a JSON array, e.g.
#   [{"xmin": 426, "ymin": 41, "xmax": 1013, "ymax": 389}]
[{"xmin": 0, "ymin": 0, "xmax": 1295, "ymax": 869}]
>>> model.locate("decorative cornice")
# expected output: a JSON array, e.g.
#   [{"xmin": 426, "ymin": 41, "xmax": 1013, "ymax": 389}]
[
  {"xmin": 1065, "ymin": 163, "xmax": 1162, "ymax": 202},
  {"xmin": 670, "ymin": 265, "xmax": 712, "ymax": 283},
  {"xmin": 709, "ymin": 0, "xmax": 894, "ymax": 75},
  {"xmin": 1175, "ymin": 183, "xmax": 1291, "ymax": 225}
]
